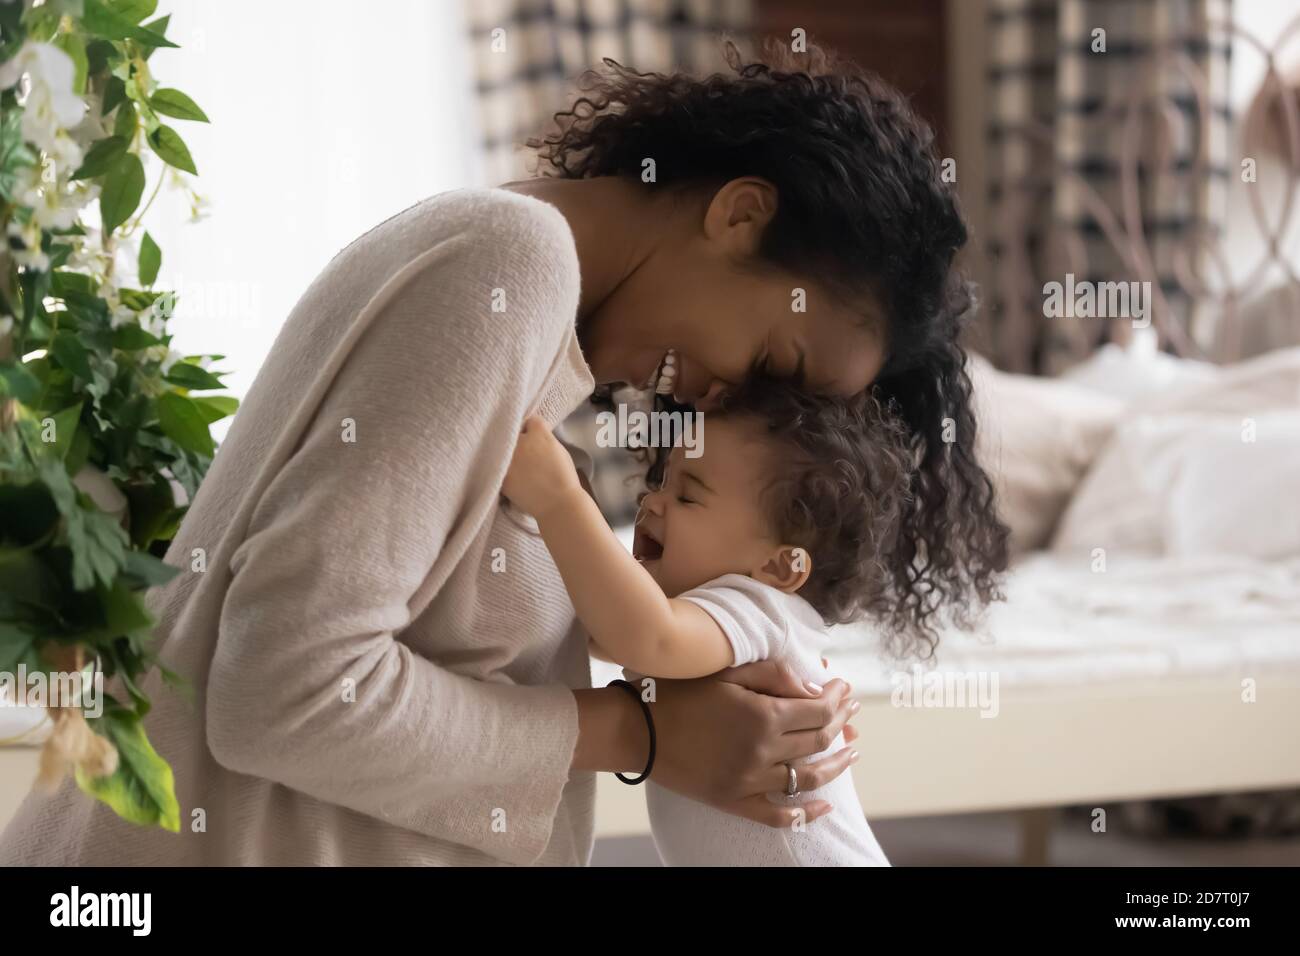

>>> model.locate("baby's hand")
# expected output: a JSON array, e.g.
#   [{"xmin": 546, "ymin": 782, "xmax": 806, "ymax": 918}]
[{"xmin": 502, "ymin": 415, "xmax": 583, "ymax": 519}]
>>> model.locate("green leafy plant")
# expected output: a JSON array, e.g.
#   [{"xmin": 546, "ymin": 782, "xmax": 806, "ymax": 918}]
[{"xmin": 0, "ymin": 0, "xmax": 232, "ymax": 832}]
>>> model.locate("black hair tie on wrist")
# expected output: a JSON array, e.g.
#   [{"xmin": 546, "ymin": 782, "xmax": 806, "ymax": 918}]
[{"xmin": 607, "ymin": 679, "xmax": 656, "ymax": 785}]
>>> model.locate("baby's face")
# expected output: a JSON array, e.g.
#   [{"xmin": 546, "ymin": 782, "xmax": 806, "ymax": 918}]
[{"xmin": 632, "ymin": 416, "xmax": 780, "ymax": 597}]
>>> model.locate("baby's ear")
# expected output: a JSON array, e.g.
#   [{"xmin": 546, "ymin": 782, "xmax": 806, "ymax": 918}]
[{"xmin": 755, "ymin": 545, "xmax": 813, "ymax": 594}]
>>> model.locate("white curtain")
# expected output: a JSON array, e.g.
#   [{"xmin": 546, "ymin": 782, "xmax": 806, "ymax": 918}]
[{"xmin": 141, "ymin": 0, "xmax": 483, "ymax": 440}]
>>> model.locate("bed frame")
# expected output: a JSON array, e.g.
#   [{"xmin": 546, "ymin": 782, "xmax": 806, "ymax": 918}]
[{"xmin": 594, "ymin": 669, "xmax": 1300, "ymax": 863}]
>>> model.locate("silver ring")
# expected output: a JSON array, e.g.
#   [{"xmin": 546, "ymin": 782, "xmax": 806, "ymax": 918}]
[{"xmin": 784, "ymin": 762, "xmax": 799, "ymax": 797}]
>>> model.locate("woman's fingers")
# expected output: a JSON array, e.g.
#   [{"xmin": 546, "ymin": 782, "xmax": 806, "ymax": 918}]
[
  {"xmin": 843, "ymin": 721, "xmax": 859, "ymax": 744},
  {"xmin": 719, "ymin": 795, "xmax": 835, "ymax": 829},
  {"xmin": 762, "ymin": 746, "xmax": 858, "ymax": 794},
  {"xmin": 771, "ymin": 696, "xmax": 857, "ymax": 764},
  {"xmin": 718, "ymin": 659, "xmax": 829, "ymax": 698},
  {"xmin": 766, "ymin": 678, "xmax": 853, "ymax": 733}
]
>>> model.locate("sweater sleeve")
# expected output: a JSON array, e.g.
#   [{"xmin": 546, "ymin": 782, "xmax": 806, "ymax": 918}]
[{"xmin": 205, "ymin": 194, "xmax": 585, "ymax": 865}]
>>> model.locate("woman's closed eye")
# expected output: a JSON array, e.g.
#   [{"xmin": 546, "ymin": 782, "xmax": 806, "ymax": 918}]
[{"xmin": 676, "ymin": 494, "xmax": 698, "ymax": 506}]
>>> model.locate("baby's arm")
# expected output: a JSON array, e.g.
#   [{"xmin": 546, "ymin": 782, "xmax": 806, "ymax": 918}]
[{"xmin": 502, "ymin": 416, "xmax": 733, "ymax": 678}]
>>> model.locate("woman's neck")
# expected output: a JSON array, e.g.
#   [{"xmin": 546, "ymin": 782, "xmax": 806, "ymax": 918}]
[{"xmin": 498, "ymin": 176, "xmax": 659, "ymax": 333}]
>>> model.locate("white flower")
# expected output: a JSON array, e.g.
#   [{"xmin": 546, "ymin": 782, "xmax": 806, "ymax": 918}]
[
  {"xmin": 0, "ymin": 43, "xmax": 87, "ymax": 156},
  {"xmin": 142, "ymin": 344, "xmax": 183, "ymax": 374},
  {"xmin": 109, "ymin": 304, "xmax": 136, "ymax": 329},
  {"xmin": 7, "ymin": 218, "xmax": 49, "ymax": 271},
  {"xmin": 101, "ymin": 288, "xmax": 138, "ymax": 330},
  {"xmin": 145, "ymin": 291, "xmax": 176, "ymax": 335},
  {"xmin": 188, "ymin": 192, "xmax": 211, "ymax": 223},
  {"xmin": 46, "ymin": 131, "xmax": 83, "ymax": 172},
  {"xmin": 11, "ymin": 162, "xmax": 94, "ymax": 234}
]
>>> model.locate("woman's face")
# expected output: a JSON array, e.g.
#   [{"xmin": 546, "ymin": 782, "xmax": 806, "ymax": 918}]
[{"xmin": 580, "ymin": 178, "xmax": 888, "ymax": 408}]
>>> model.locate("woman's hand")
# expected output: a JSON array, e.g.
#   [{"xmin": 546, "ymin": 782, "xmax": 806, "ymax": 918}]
[
  {"xmin": 646, "ymin": 661, "xmax": 859, "ymax": 827},
  {"xmin": 502, "ymin": 415, "xmax": 583, "ymax": 518}
]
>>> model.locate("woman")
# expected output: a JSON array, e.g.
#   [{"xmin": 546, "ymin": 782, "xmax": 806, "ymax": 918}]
[{"xmin": 0, "ymin": 42, "xmax": 1005, "ymax": 865}]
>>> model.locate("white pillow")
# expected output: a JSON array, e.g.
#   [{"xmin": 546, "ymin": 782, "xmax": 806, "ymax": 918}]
[
  {"xmin": 1060, "ymin": 340, "xmax": 1218, "ymax": 401},
  {"xmin": 1052, "ymin": 411, "xmax": 1300, "ymax": 560},
  {"xmin": 1049, "ymin": 416, "xmax": 1175, "ymax": 554},
  {"xmin": 968, "ymin": 353, "xmax": 1125, "ymax": 554},
  {"xmin": 1143, "ymin": 346, "xmax": 1300, "ymax": 417},
  {"xmin": 1163, "ymin": 413, "xmax": 1300, "ymax": 559}
]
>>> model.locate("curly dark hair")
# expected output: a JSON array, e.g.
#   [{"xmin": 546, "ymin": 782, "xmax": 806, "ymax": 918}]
[
  {"xmin": 713, "ymin": 376, "xmax": 917, "ymax": 637},
  {"xmin": 531, "ymin": 38, "xmax": 1009, "ymax": 657}
]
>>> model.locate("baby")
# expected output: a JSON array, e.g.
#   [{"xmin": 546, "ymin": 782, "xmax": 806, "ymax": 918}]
[{"xmin": 502, "ymin": 377, "xmax": 914, "ymax": 867}]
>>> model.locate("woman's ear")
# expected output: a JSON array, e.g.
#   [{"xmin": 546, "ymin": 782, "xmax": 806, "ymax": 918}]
[
  {"xmin": 703, "ymin": 177, "xmax": 778, "ymax": 254},
  {"xmin": 754, "ymin": 545, "xmax": 812, "ymax": 594}
]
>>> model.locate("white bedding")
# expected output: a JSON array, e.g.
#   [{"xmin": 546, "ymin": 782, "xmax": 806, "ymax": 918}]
[
  {"xmin": 826, "ymin": 551, "xmax": 1300, "ymax": 695},
  {"xmin": 606, "ymin": 527, "xmax": 1300, "ymax": 696}
]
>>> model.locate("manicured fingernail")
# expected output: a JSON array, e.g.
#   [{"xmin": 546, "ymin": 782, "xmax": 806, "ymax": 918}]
[
  {"xmin": 849, "ymin": 700, "xmax": 861, "ymax": 714},
  {"xmin": 804, "ymin": 680, "xmax": 823, "ymax": 694},
  {"xmin": 850, "ymin": 750, "xmax": 860, "ymax": 763}
]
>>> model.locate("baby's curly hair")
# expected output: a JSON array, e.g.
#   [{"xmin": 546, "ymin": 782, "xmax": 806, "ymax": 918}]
[
  {"xmin": 534, "ymin": 37, "xmax": 1010, "ymax": 658},
  {"xmin": 713, "ymin": 376, "xmax": 919, "ymax": 657}
]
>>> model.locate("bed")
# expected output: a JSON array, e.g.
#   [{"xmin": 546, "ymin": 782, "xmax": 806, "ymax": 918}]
[{"xmin": 592, "ymin": 550, "xmax": 1300, "ymax": 860}]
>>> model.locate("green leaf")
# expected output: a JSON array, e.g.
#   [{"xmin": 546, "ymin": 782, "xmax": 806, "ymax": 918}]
[
  {"xmin": 39, "ymin": 457, "xmax": 131, "ymax": 591},
  {"xmin": 118, "ymin": 288, "xmax": 161, "ymax": 312},
  {"xmin": 97, "ymin": 576, "xmax": 154, "ymax": 635},
  {"xmin": 51, "ymin": 270, "xmax": 98, "ymax": 296},
  {"xmin": 147, "ymin": 124, "xmax": 196, "ymax": 175},
  {"xmin": 148, "ymin": 88, "xmax": 208, "ymax": 123},
  {"xmin": 82, "ymin": 0, "xmax": 177, "ymax": 48},
  {"xmin": 0, "ymin": 109, "xmax": 36, "ymax": 202},
  {"xmin": 140, "ymin": 14, "xmax": 169, "ymax": 60},
  {"xmin": 76, "ymin": 708, "xmax": 181, "ymax": 832},
  {"xmin": 155, "ymin": 392, "xmax": 214, "ymax": 456},
  {"xmin": 138, "ymin": 231, "xmax": 160, "ymax": 286},
  {"xmin": 112, "ymin": 100, "xmax": 137, "ymax": 140},
  {"xmin": 101, "ymin": 75, "xmax": 127, "ymax": 114},
  {"xmin": 122, "ymin": 544, "xmax": 180, "ymax": 587},
  {"xmin": 108, "ymin": 0, "xmax": 159, "ymax": 24},
  {"xmin": 190, "ymin": 394, "xmax": 238, "ymax": 424},
  {"xmin": 66, "ymin": 425, "xmax": 91, "ymax": 475},
  {"xmin": 0, "ymin": 622, "xmax": 43, "ymax": 678},
  {"xmin": 0, "ymin": 362, "xmax": 42, "ymax": 403},
  {"xmin": 100, "ymin": 152, "xmax": 145, "ymax": 233},
  {"xmin": 44, "ymin": 401, "xmax": 84, "ymax": 460},
  {"xmin": 0, "ymin": 547, "xmax": 61, "ymax": 610},
  {"xmin": 54, "ymin": 31, "xmax": 88, "ymax": 95},
  {"xmin": 84, "ymin": 38, "xmax": 115, "ymax": 74},
  {"xmin": 111, "ymin": 323, "xmax": 160, "ymax": 350},
  {"xmin": 51, "ymin": 331, "xmax": 94, "ymax": 381},
  {"xmin": 164, "ymin": 362, "xmax": 223, "ymax": 391}
]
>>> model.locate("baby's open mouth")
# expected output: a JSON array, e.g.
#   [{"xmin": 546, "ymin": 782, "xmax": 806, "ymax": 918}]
[{"xmin": 632, "ymin": 525, "xmax": 664, "ymax": 562}]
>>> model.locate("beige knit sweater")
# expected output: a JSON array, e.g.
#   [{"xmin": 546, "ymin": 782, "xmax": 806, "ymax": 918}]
[{"xmin": 0, "ymin": 188, "xmax": 600, "ymax": 865}]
